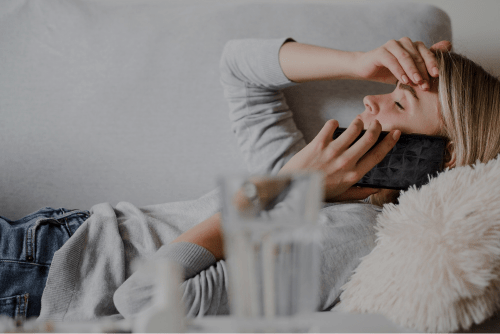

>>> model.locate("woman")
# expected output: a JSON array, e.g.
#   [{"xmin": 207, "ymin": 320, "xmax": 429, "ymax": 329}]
[
  {"xmin": 112, "ymin": 37, "xmax": 459, "ymax": 318},
  {"xmin": 114, "ymin": 37, "xmax": 499, "ymax": 318},
  {"xmin": 2, "ymin": 36, "xmax": 498, "ymax": 321}
]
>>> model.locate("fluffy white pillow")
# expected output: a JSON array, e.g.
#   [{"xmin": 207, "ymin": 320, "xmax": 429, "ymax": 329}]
[{"xmin": 340, "ymin": 154, "xmax": 500, "ymax": 332}]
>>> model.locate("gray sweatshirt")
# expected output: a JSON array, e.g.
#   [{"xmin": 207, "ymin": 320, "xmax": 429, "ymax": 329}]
[{"xmin": 38, "ymin": 37, "xmax": 382, "ymax": 322}]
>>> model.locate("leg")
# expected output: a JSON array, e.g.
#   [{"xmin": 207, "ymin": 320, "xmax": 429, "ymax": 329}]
[{"xmin": 0, "ymin": 208, "xmax": 90, "ymax": 320}]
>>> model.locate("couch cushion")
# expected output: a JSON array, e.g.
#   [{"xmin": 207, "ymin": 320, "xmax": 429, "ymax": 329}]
[{"xmin": 0, "ymin": 0, "xmax": 451, "ymax": 219}]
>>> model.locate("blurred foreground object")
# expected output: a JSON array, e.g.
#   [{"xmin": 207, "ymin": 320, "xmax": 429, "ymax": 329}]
[{"xmin": 219, "ymin": 173, "xmax": 323, "ymax": 330}]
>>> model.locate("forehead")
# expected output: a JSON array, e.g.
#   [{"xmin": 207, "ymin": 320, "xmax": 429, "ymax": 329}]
[
  {"xmin": 399, "ymin": 78, "xmax": 442, "ymax": 135},
  {"xmin": 397, "ymin": 77, "xmax": 439, "ymax": 95}
]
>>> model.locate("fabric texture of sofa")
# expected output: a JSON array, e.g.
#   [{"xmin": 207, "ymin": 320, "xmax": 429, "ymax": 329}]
[
  {"xmin": 0, "ymin": 0, "xmax": 451, "ymax": 220},
  {"xmin": 2, "ymin": 1, "xmax": 474, "ymax": 332}
]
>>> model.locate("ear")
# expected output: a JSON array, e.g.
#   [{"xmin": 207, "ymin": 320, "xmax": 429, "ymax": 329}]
[{"xmin": 443, "ymin": 141, "xmax": 456, "ymax": 169}]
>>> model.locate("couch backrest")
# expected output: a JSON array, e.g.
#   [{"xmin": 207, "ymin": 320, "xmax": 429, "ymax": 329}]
[{"xmin": 0, "ymin": 0, "xmax": 451, "ymax": 219}]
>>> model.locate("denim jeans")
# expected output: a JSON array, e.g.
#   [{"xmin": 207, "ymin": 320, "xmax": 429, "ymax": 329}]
[{"xmin": 0, "ymin": 207, "xmax": 90, "ymax": 320}]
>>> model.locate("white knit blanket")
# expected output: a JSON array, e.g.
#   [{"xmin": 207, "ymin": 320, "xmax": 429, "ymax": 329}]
[{"xmin": 340, "ymin": 154, "xmax": 500, "ymax": 332}]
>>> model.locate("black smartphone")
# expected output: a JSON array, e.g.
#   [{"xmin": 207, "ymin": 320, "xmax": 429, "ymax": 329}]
[{"xmin": 333, "ymin": 127, "xmax": 447, "ymax": 190}]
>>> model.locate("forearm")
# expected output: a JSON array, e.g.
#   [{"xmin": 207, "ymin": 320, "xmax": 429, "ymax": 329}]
[
  {"xmin": 170, "ymin": 178, "xmax": 291, "ymax": 261},
  {"xmin": 278, "ymin": 41, "xmax": 362, "ymax": 83},
  {"xmin": 170, "ymin": 212, "xmax": 224, "ymax": 261}
]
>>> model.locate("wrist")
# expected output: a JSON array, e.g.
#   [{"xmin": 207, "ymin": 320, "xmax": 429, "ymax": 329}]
[
  {"xmin": 321, "ymin": 49, "xmax": 364, "ymax": 81},
  {"xmin": 171, "ymin": 212, "xmax": 224, "ymax": 261},
  {"xmin": 347, "ymin": 51, "xmax": 365, "ymax": 80}
]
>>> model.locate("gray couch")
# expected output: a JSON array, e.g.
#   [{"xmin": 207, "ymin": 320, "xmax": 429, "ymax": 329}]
[
  {"xmin": 0, "ymin": 0, "xmax": 451, "ymax": 220},
  {"xmin": 2, "ymin": 1, "xmax": 468, "ymax": 331}
]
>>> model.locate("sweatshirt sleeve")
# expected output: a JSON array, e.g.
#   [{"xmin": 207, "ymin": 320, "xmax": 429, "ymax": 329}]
[
  {"xmin": 115, "ymin": 38, "xmax": 309, "ymax": 319},
  {"xmin": 220, "ymin": 37, "xmax": 307, "ymax": 175},
  {"xmin": 113, "ymin": 242, "xmax": 229, "ymax": 318}
]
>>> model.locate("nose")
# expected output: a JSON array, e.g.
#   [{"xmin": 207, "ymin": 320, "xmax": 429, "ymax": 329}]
[{"xmin": 363, "ymin": 95, "xmax": 379, "ymax": 115}]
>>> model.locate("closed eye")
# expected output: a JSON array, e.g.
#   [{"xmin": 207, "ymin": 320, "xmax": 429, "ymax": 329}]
[{"xmin": 395, "ymin": 101, "xmax": 404, "ymax": 110}]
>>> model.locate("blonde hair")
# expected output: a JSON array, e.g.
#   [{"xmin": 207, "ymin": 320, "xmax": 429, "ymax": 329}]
[
  {"xmin": 436, "ymin": 50, "xmax": 500, "ymax": 167},
  {"xmin": 370, "ymin": 51, "xmax": 500, "ymax": 207}
]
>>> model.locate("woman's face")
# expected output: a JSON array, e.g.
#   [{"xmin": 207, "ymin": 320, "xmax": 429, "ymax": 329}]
[{"xmin": 357, "ymin": 79, "xmax": 441, "ymax": 135}]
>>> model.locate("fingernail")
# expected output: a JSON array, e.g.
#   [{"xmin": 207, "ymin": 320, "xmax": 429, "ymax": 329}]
[
  {"xmin": 413, "ymin": 73, "xmax": 422, "ymax": 83},
  {"xmin": 421, "ymin": 81, "xmax": 430, "ymax": 90},
  {"xmin": 393, "ymin": 130, "xmax": 401, "ymax": 140},
  {"xmin": 432, "ymin": 67, "xmax": 439, "ymax": 76},
  {"xmin": 402, "ymin": 75, "xmax": 409, "ymax": 84}
]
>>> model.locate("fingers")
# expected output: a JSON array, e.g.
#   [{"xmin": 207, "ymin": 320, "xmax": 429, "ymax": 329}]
[
  {"xmin": 330, "ymin": 117, "xmax": 364, "ymax": 152},
  {"xmin": 430, "ymin": 40, "xmax": 452, "ymax": 53},
  {"xmin": 383, "ymin": 39, "xmax": 422, "ymax": 86},
  {"xmin": 427, "ymin": 41, "xmax": 452, "ymax": 79},
  {"xmin": 356, "ymin": 127, "xmax": 400, "ymax": 177},
  {"xmin": 344, "ymin": 119, "xmax": 384, "ymax": 162},
  {"xmin": 395, "ymin": 37, "xmax": 430, "ymax": 88},
  {"xmin": 332, "ymin": 118, "xmax": 391, "ymax": 165},
  {"xmin": 414, "ymin": 41, "xmax": 439, "ymax": 78},
  {"xmin": 385, "ymin": 38, "xmax": 426, "ymax": 89},
  {"xmin": 315, "ymin": 119, "xmax": 339, "ymax": 147},
  {"xmin": 384, "ymin": 37, "xmax": 447, "ymax": 90},
  {"xmin": 330, "ymin": 186, "xmax": 380, "ymax": 202},
  {"xmin": 321, "ymin": 118, "xmax": 399, "ymax": 190}
]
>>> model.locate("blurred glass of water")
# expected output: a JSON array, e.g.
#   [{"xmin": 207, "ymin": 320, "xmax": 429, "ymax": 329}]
[{"xmin": 219, "ymin": 172, "xmax": 324, "ymax": 319}]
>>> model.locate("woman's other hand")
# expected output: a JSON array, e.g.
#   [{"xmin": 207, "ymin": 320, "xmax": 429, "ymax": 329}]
[
  {"xmin": 353, "ymin": 37, "xmax": 452, "ymax": 90},
  {"xmin": 278, "ymin": 118, "xmax": 400, "ymax": 202}
]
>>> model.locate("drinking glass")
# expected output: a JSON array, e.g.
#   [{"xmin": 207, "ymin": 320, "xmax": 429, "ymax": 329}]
[{"xmin": 219, "ymin": 172, "xmax": 323, "ymax": 320}]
